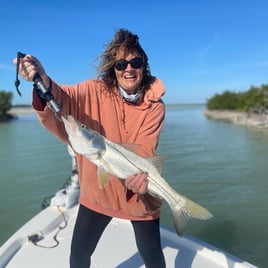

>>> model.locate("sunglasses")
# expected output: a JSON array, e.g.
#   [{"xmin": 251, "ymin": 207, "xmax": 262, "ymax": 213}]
[{"xmin": 114, "ymin": 57, "xmax": 143, "ymax": 71}]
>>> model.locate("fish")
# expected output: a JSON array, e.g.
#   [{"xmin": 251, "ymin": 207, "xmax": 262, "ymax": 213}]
[{"xmin": 61, "ymin": 115, "xmax": 212, "ymax": 236}]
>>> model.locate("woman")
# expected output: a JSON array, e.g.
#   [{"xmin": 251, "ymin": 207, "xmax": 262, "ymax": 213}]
[{"xmin": 14, "ymin": 28, "xmax": 166, "ymax": 268}]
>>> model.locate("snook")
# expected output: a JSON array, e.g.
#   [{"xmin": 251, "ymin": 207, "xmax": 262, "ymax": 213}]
[{"xmin": 62, "ymin": 115, "xmax": 212, "ymax": 236}]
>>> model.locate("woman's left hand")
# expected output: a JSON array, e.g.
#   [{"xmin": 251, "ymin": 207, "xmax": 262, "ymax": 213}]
[{"xmin": 125, "ymin": 172, "xmax": 148, "ymax": 195}]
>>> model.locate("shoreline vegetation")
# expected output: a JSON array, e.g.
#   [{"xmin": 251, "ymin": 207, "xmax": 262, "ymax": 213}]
[{"xmin": 205, "ymin": 84, "xmax": 268, "ymax": 129}]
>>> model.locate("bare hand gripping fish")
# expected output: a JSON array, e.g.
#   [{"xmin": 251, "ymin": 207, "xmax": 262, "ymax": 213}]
[{"xmin": 62, "ymin": 115, "xmax": 212, "ymax": 236}]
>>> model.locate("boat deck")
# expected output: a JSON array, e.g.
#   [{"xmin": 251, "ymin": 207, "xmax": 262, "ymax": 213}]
[{"xmin": 0, "ymin": 205, "xmax": 256, "ymax": 268}]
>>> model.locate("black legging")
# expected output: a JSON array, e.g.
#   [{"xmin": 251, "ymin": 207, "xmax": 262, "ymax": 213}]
[{"xmin": 70, "ymin": 205, "xmax": 166, "ymax": 268}]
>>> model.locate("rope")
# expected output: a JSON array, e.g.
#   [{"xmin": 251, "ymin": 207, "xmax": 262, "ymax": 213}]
[{"xmin": 28, "ymin": 206, "xmax": 68, "ymax": 249}]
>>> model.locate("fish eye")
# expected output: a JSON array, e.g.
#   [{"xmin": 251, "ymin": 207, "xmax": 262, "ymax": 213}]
[{"xmin": 81, "ymin": 124, "xmax": 86, "ymax": 128}]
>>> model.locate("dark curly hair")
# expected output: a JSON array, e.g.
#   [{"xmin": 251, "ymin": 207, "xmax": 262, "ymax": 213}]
[{"xmin": 97, "ymin": 28, "xmax": 155, "ymax": 92}]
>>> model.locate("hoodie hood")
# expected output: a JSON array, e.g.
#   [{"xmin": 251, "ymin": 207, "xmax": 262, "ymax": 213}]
[{"xmin": 144, "ymin": 78, "xmax": 165, "ymax": 104}]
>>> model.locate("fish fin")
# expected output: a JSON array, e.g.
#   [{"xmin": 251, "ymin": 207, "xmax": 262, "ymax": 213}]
[
  {"xmin": 171, "ymin": 196, "xmax": 213, "ymax": 236},
  {"xmin": 171, "ymin": 206, "xmax": 192, "ymax": 237},
  {"xmin": 146, "ymin": 156, "xmax": 165, "ymax": 174},
  {"xmin": 121, "ymin": 144, "xmax": 165, "ymax": 173},
  {"xmin": 97, "ymin": 157, "xmax": 115, "ymax": 189},
  {"xmin": 97, "ymin": 166, "xmax": 110, "ymax": 189}
]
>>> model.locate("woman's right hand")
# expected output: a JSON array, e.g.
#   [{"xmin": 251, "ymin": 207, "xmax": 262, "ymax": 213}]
[{"xmin": 13, "ymin": 54, "xmax": 51, "ymax": 88}]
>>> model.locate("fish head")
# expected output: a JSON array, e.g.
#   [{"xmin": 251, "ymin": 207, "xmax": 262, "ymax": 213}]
[{"xmin": 62, "ymin": 115, "xmax": 106, "ymax": 159}]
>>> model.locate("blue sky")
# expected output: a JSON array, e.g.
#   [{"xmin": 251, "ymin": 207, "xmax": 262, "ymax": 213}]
[{"xmin": 1, "ymin": 0, "xmax": 268, "ymax": 105}]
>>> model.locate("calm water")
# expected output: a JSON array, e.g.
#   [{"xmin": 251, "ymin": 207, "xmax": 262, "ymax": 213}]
[{"xmin": 0, "ymin": 105, "xmax": 267, "ymax": 267}]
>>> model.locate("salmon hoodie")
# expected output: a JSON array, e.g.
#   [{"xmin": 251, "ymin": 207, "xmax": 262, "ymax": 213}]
[{"xmin": 33, "ymin": 78, "xmax": 165, "ymax": 220}]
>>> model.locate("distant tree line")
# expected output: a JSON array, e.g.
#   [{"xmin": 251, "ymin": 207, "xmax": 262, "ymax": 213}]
[
  {"xmin": 206, "ymin": 84, "xmax": 268, "ymax": 114},
  {"xmin": 0, "ymin": 90, "xmax": 13, "ymax": 121}
]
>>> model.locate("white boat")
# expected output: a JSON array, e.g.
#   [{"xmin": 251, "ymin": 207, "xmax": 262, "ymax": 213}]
[{"xmin": 0, "ymin": 148, "xmax": 257, "ymax": 268}]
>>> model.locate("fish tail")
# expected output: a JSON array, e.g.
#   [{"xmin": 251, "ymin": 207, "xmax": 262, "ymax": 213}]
[{"xmin": 171, "ymin": 196, "xmax": 213, "ymax": 236}]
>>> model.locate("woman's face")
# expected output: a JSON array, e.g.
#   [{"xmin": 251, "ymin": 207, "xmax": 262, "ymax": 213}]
[{"xmin": 114, "ymin": 50, "xmax": 144, "ymax": 94}]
